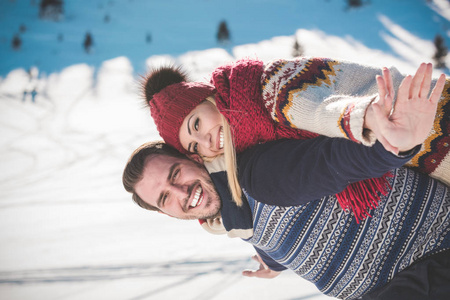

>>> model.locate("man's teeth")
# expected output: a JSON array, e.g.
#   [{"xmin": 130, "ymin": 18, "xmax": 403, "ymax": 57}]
[
  {"xmin": 219, "ymin": 128, "xmax": 224, "ymax": 149},
  {"xmin": 190, "ymin": 186, "xmax": 203, "ymax": 208}
]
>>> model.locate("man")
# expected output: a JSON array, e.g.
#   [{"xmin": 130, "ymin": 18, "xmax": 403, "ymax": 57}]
[
  {"xmin": 123, "ymin": 136, "xmax": 449, "ymax": 299},
  {"xmin": 123, "ymin": 70, "xmax": 449, "ymax": 299}
]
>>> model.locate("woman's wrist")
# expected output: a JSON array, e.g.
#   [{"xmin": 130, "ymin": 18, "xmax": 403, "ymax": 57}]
[{"xmin": 363, "ymin": 97, "xmax": 377, "ymax": 132}]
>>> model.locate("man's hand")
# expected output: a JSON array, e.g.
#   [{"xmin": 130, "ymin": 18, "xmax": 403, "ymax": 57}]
[
  {"xmin": 242, "ymin": 254, "xmax": 281, "ymax": 279},
  {"xmin": 366, "ymin": 63, "xmax": 446, "ymax": 154}
]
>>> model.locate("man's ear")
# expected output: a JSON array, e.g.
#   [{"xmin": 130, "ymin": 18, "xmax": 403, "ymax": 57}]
[{"xmin": 187, "ymin": 153, "xmax": 204, "ymax": 164}]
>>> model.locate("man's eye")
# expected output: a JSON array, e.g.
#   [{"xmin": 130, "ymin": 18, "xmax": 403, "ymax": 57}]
[
  {"xmin": 162, "ymin": 193, "xmax": 168, "ymax": 207},
  {"xmin": 173, "ymin": 169, "xmax": 180, "ymax": 180},
  {"xmin": 194, "ymin": 118, "xmax": 199, "ymax": 131}
]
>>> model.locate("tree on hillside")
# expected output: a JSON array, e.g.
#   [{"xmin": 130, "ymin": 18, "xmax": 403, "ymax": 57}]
[
  {"xmin": 292, "ymin": 37, "xmax": 304, "ymax": 57},
  {"xmin": 347, "ymin": 0, "xmax": 363, "ymax": 8},
  {"xmin": 83, "ymin": 32, "xmax": 94, "ymax": 53},
  {"xmin": 19, "ymin": 24, "xmax": 27, "ymax": 33},
  {"xmin": 346, "ymin": 0, "xmax": 370, "ymax": 10},
  {"xmin": 39, "ymin": 0, "xmax": 64, "ymax": 21},
  {"xmin": 12, "ymin": 34, "xmax": 22, "ymax": 51},
  {"xmin": 217, "ymin": 20, "xmax": 230, "ymax": 44},
  {"xmin": 433, "ymin": 34, "xmax": 448, "ymax": 69}
]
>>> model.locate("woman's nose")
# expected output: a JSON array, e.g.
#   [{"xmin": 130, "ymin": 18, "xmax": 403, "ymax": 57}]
[{"xmin": 198, "ymin": 132, "xmax": 212, "ymax": 148}]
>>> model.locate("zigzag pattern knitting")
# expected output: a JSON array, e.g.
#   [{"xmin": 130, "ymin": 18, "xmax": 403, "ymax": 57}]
[
  {"xmin": 405, "ymin": 79, "xmax": 450, "ymax": 179},
  {"xmin": 245, "ymin": 167, "xmax": 450, "ymax": 300},
  {"xmin": 261, "ymin": 58, "xmax": 450, "ymax": 186}
]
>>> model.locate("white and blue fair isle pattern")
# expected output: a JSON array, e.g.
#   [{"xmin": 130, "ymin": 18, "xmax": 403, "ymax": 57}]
[{"xmin": 245, "ymin": 167, "xmax": 450, "ymax": 300}]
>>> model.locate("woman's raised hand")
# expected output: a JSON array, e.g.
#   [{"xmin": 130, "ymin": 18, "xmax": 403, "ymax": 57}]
[{"xmin": 370, "ymin": 63, "xmax": 446, "ymax": 154}]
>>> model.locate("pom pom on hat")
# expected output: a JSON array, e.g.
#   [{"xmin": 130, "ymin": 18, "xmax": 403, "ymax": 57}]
[
  {"xmin": 143, "ymin": 65, "xmax": 188, "ymax": 104},
  {"xmin": 143, "ymin": 66, "xmax": 216, "ymax": 153}
]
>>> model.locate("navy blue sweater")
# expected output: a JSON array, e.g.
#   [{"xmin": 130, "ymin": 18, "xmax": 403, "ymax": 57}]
[
  {"xmin": 237, "ymin": 136, "xmax": 417, "ymax": 207},
  {"xmin": 219, "ymin": 137, "xmax": 450, "ymax": 299}
]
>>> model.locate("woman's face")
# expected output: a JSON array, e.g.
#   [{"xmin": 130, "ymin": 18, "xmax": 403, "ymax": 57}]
[{"xmin": 179, "ymin": 101, "xmax": 224, "ymax": 157}]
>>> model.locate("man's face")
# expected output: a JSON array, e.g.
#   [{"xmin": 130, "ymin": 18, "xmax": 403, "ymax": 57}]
[{"xmin": 135, "ymin": 154, "xmax": 222, "ymax": 220}]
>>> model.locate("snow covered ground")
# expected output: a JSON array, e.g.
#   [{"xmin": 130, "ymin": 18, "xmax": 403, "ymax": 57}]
[{"xmin": 0, "ymin": 0, "xmax": 449, "ymax": 299}]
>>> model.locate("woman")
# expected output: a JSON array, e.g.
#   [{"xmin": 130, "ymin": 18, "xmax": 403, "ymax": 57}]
[{"xmin": 143, "ymin": 57, "xmax": 447, "ymax": 221}]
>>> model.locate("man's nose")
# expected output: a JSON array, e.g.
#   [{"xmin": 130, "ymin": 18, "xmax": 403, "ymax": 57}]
[{"xmin": 171, "ymin": 183, "xmax": 189, "ymax": 200}]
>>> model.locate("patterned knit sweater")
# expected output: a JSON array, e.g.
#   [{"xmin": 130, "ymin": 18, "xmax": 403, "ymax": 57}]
[
  {"xmin": 211, "ymin": 137, "xmax": 450, "ymax": 300},
  {"xmin": 261, "ymin": 57, "xmax": 450, "ymax": 185},
  {"xmin": 211, "ymin": 59, "xmax": 392, "ymax": 221}
]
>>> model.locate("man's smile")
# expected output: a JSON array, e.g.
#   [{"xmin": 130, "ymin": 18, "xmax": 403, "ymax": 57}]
[{"xmin": 189, "ymin": 185, "xmax": 204, "ymax": 209}]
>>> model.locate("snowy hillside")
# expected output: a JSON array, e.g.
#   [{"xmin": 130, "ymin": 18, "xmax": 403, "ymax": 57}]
[
  {"xmin": 0, "ymin": 0, "xmax": 449, "ymax": 299},
  {"xmin": 1, "ymin": 0, "xmax": 450, "ymax": 76}
]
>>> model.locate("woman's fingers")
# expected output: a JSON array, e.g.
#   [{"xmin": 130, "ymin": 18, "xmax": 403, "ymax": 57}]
[
  {"xmin": 429, "ymin": 74, "xmax": 446, "ymax": 104},
  {"xmin": 419, "ymin": 63, "xmax": 433, "ymax": 99},
  {"xmin": 410, "ymin": 63, "xmax": 427, "ymax": 99},
  {"xmin": 381, "ymin": 68, "xmax": 395, "ymax": 113},
  {"xmin": 382, "ymin": 67, "xmax": 395, "ymax": 99},
  {"xmin": 398, "ymin": 75, "xmax": 413, "ymax": 103},
  {"xmin": 376, "ymin": 75, "xmax": 387, "ymax": 100}
]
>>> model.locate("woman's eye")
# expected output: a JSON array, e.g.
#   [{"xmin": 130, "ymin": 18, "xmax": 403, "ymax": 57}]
[
  {"xmin": 193, "ymin": 143, "xmax": 198, "ymax": 153},
  {"xmin": 194, "ymin": 118, "xmax": 199, "ymax": 131}
]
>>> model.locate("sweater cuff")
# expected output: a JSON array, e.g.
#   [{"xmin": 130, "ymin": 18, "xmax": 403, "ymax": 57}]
[
  {"xmin": 254, "ymin": 247, "xmax": 287, "ymax": 272},
  {"xmin": 396, "ymin": 144, "xmax": 421, "ymax": 158},
  {"xmin": 374, "ymin": 141, "xmax": 421, "ymax": 160},
  {"xmin": 338, "ymin": 95, "xmax": 377, "ymax": 146}
]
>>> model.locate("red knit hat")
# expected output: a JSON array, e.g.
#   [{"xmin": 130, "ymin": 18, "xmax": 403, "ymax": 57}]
[{"xmin": 149, "ymin": 82, "xmax": 216, "ymax": 153}]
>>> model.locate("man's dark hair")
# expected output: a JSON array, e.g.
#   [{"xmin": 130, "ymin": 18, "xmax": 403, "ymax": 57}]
[{"xmin": 122, "ymin": 141, "xmax": 187, "ymax": 211}]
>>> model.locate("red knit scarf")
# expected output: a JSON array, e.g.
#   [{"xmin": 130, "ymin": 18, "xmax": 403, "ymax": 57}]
[{"xmin": 211, "ymin": 58, "xmax": 390, "ymax": 222}]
